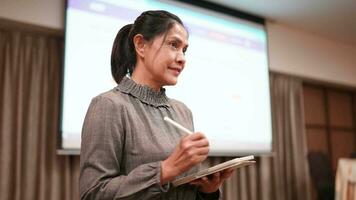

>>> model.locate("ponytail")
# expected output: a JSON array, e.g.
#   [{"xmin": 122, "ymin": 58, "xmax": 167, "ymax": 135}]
[{"xmin": 111, "ymin": 24, "xmax": 136, "ymax": 84}]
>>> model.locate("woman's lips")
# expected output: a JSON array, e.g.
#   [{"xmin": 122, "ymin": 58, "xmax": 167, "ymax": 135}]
[{"xmin": 168, "ymin": 67, "xmax": 182, "ymax": 76}]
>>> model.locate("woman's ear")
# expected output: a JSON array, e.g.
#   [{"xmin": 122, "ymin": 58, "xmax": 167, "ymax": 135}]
[{"xmin": 133, "ymin": 34, "xmax": 146, "ymax": 58}]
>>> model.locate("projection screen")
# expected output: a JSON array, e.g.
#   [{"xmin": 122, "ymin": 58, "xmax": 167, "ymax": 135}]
[{"xmin": 60, "ymin": 0, "xmax": 272, "ymax": 156}]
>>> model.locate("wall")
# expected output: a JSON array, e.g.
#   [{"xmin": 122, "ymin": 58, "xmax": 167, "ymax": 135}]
[
  {"xmin": 1, "ymin": 0, "xmax": 355, "ymax": 87},
  {"xmin": 267, "ymin": 21, "xmax": 356, "ymax": 87},
  {"xmin": 0, "ymin": 0, "xmax": 65, "ymax": 29}
]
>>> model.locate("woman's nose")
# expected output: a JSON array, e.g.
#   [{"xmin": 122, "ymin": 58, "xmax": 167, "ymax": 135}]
[{"xmin": 176, "ymin": 51, "xmax": 186, "ymax": 65}]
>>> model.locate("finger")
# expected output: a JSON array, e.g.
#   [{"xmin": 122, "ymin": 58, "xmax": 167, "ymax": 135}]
[
  {"xmin": 179, "ymin": 142, "xmax": 208, "ymax": 156},
  {"xmin": 191, "ymin": 138, "xmax": 209, "ymax": 148},
  {"xmin": 189, "ymin": 132, "xmax": 206, "ymax": 141},
  {"xmin": 195, "ymin": 147, "xmax": 210, "ymax": 156},
  {"xmin": 222, "ymin": 168, "xmax": 234, "ymax": 175},
  {"xmin": 175, "ymin": 151, "xmax": 206, "ymax": 167},
  {"xmin": 211, "ymin": 172, "xmax": 221, "ymax": 184},
  {"xmin": 201, "ymin": 175, "xmax": 220, "ymax": 189},
  {"xmin": 200, "ymin": 176, "xmax": 210, "ymax": 184},
  {"xmin": 221, "ymin": 169, "xmax": 235, "ymax": 180}
]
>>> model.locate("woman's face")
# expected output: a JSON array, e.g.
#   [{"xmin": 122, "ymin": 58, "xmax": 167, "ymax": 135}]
[{"xmin": 136, "ymin": 23, "xmax": 189, "ymax": 90}]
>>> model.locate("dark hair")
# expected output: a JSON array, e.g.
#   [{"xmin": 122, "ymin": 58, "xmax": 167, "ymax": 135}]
[{"xmin": 111, "ymin": 10, "xmax": 185, "ymax": 84}]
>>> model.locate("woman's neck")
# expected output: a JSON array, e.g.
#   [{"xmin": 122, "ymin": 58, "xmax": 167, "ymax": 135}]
[{"xmin": 131, "ymin": 67, "xmax": 161, "ymax": 92}]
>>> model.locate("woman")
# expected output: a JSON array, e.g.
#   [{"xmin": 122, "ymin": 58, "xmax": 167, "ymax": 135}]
[{"xmin": 79, "ymin": 10, "xmax": 233, "ymax": 200}]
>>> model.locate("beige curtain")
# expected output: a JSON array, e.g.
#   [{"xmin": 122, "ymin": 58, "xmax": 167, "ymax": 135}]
[
  {"xmin": 0, "ymin": 28, "xmax": 79, "ymax": 200},
  {"xmin": 270, "ymin": 73, "xmax": 312, "ymax": 200},
  {"xmin": 207, "ymin": 73, "xmax": 312, "ymax": 200}
]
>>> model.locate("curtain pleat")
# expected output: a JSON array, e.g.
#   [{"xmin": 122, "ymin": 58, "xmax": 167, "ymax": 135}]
[
  {"xmin": 0, "ymin": 29, "xmax": 80, "ymax": 200},
  {"xmin": 270, "ymin": 74, "xmax": 312, "ymax": 200}
]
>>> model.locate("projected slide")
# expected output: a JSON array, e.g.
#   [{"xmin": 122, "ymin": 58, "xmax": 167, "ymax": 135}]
[{"xmin": 61, "ymin": 0, "xmax": 272, "ymax": 155}]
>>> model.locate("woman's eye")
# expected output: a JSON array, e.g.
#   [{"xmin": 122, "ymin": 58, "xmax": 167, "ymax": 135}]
[
  {"xmin": 169, "ymin": 41, "xmax": 178, "ymax": 49},
  {"xmin": 183, "ymin": 47, "xmax": 187, "ymax": 54}
]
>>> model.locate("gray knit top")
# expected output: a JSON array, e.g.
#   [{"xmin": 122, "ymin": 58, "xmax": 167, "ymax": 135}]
[{"xmin": 79, "ymin": 77, "xmax": 219, "ymax": 200}]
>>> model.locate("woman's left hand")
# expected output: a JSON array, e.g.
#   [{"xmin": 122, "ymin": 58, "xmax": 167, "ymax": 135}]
[{"xmin": 189, "ymin": 168, "xmax": 235, "ymax": 193}]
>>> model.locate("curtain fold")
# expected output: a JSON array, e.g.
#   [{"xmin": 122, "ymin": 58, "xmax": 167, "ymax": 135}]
[
  {"xmin": 0, "ymin": 29, "xmax": 80, "ymax": 200},
  {"xmin": 270, "ymin": 73, "xmax": 311, "ymax": 200}
]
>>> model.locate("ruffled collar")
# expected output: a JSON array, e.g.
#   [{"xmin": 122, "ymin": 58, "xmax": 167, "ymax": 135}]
[{"xmin": 116, "ymin": 76, "xmax": 170, "ymax": 107}]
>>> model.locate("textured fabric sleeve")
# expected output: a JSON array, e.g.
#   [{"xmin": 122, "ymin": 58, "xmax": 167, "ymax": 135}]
[{"xmin": 79, "ymin": 96, "xmax": 169, "ymax": 200}]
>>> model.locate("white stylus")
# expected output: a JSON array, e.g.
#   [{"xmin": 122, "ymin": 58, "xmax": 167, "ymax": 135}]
[{"xmin": 164, "ymin": 116, "xmax": 193, "ymax": 134}]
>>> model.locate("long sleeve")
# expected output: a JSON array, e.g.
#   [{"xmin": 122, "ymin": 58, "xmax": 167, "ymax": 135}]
[{"xmin": 79, "ymin": 96, "xmax": 169, "ymax": 200}]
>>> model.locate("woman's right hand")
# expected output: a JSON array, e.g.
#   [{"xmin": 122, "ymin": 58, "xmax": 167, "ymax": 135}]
[{"xmin": 160, "ymin": 132, "xmax": 209, "ymax": 184}]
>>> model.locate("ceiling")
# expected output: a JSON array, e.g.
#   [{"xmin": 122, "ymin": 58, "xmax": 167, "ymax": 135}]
[{"xmin": 205, "ymin": 0, "xmax": 356, "ymax": 45}]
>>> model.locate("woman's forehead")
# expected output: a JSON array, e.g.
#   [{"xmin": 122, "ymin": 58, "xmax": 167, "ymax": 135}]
[{"xmin": 165, "ymin": 24, "xmax": 189, "ymax": 43}]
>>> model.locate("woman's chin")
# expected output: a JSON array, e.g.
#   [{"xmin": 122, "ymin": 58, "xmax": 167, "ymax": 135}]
[{"xmin": 165, "ymin": 77, "xmax": 178, "ymax": 86}]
